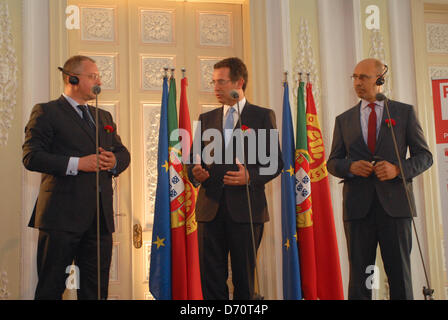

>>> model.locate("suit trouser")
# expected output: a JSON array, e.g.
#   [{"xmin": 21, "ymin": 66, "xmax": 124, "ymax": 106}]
[
  {"xmin": 197, "ymin": 193, "xmax": 264, "ymax": 300},
  {"xmin": 34, "ymin": 209, "xmax": 113, "ymax": 300},
  {"xmin": 344, "ymin": 192, "xmax": 413, "ymax": 300}
]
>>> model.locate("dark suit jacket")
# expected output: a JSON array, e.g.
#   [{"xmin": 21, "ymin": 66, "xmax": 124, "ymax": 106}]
[
  {"xmin": 23, "ymin": 95, "xmax": 130, "ymax": 233},
  {"xmin": 187, "ymin": 101, "xmax": 283, "ymax": 224},
  {"xmin": 327, "ymin": 99, "xmax": 432, "ymax": 221}
]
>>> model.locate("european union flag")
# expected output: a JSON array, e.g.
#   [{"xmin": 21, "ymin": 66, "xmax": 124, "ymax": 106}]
[
  {"xmin": 281, "ymin": 81, "xmax": 302, "ymax": 300},
  {"xmin": 149, "ymin": 76, "xmax": 172, "ymax": 300}
]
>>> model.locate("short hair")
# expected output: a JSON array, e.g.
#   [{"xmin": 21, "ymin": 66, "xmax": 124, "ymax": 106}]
[
  {"xmin": 214, "ymin": 57, "xmax": 248, "ymax": 91},
  {"xmin": 61, "ymin": 55, "xmax": 95, "ymax": 83}
]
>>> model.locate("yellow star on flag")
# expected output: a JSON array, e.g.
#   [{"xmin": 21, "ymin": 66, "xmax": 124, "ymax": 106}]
[
  {"xmin": 286, "ymin": 165, "xmax": 294, "ymax": 176},
  {"xmin": 284, "ymin": 238, "xmax": 290, "ymax": 250},
  {"xmin": 162, "ymin": 161, "xmax": 169, "ymax": 172},
  {"xmin": 154, "ymin": 236, "xmax": 166, "ymax": 249}
]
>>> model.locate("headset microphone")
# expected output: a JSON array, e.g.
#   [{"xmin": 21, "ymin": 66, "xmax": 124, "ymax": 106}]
[
  {"xmin": 375, "ymin": 64, "xmax": 388, "ymax": 86},
  {"xmin": 58, "ymin": 67, "xmax": 80, "ymax": 85}
]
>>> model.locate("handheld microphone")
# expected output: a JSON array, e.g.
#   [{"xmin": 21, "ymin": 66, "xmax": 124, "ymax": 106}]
[
  {"xmin": 230, "ymin": 90, "xmax": 239, "ymax": 100},
  {"xmin": 92, "ymin": 85, "xmax": 101, "ymax": 95}
]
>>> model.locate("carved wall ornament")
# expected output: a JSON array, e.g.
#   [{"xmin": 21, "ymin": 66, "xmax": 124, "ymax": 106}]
[
  {"xmin": 87, "ymin": 54, "xmax": 117, "ymax": 90},
  {"xmin": 198, "ymin": 12, "xmax": 232, "ymax": 47},
  {"xmin": 81, "ymin": 7, "xmax": 115, "ymax": 42},
  {"xmin": 368, "ymin": 29, "xmax": 391, "ymax": 97},
  {"xmin": 429, "ymin": 66, "xmax": 448, "ymax": 81},
  {"xmin": 0, "ymin": 270, "xmax": 9, "ymax": 300},
  {"xmin": 426, "ymin": 23, "xmax": 448, "ymax": 54},
  {"xmin": 142, "ymin": 103, "xmax": 161, "ymax": 230},
  {"xmin": 141, "ymin": 9, "xmax": 174, "ymax": 44},
  {"xmin": 141, "ymin": 56, "xmax": 175, "ymax": 91},
  {"xmin": 0, "ymin": 1, "xmax": 18, "ymax": 147},
  {"xmin": 198, "ymin": 58, "xmax": 222, "ymax": 92},
  {"xmin": 294, "ymin": 18, "xmax": 321, "ymax": 112}
]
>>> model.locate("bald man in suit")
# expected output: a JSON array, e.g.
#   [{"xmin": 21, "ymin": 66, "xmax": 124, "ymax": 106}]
[
  {"xmin": 23, "ymin": 55, "xmax": 130, "ymax": 299},
  {"xmin": 327, "ymin": 58, "xmax": 432, "ymax": 300}
]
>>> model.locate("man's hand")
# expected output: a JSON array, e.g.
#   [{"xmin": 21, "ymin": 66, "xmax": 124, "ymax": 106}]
[
  {"xmin": 78, "ymin": 154, "xmax": 99, "ymax": 172},
  {"xmin": 349, "ymin": 160, "xmax": 374, "ymax": 177},
  {"xmin": 373, "ymin": 161, "xmax": 399, "ymax": 181},
  {"xmin": 223, "ymin": 163, "xmax": 250, "ymax": 186},
  {"xmin": 98, "ymin": 147, "xmax": 116, "ymax": 171},
  {"xmin": 192, "ymin": 154, "xmax": 210, "ymax": 183},
  {"xmin": 78, "ymin": 147, "xmax": 117, "ymax": 172}
]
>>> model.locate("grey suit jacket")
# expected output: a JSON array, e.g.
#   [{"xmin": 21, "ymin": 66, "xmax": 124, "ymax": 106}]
[
  {"xmin": 23, "ymin": 96, "xmax": 130, "ymax": 233},
  {"xmin": 327, "ymin": 99, "xmax": 432, "ymax": 220},
  {"xmin": 187, "ymin": 102, "xmax": 283, "ymax": 223}
]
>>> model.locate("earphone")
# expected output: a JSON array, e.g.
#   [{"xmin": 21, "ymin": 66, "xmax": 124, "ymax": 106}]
[
  {"xmin": 58, "ymin": 67, "xmax": 79, "ymax": 85},
  {"xmin": 376, "ymin": 64, "xmax": 388, "ymax": 86}
]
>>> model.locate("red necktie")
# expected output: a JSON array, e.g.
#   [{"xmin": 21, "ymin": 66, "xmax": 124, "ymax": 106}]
[{"xmin": 367, "ymin": 103, "xmax": 376, "ymax": 154}]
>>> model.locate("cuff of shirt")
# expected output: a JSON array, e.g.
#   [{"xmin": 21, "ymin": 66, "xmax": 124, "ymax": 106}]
[{"xmin": 66, "ymin": 157, "xmax": 79, "ymax": 176}]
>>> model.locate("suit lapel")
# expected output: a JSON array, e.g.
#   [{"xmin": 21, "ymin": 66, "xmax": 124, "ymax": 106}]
[
  {"xmin": 375, "ymin": 100, "xmax": 395, "ymax": 152},
  {"xmin": 58, "ymin": 96, "xmax": 96, "ymax": 145}
]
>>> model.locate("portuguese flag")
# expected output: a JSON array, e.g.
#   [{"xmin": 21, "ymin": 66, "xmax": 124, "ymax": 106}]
[
  {"xmin": 295, "ymin": 81, "xmax": 317, "ymax": 299},
  {"xmin": 302, "ymin": 82, "xmax": 344, "ymax": 300}
]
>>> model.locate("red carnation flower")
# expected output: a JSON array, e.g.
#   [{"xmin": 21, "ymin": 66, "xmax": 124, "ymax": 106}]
[
  {"xmin": 241, "ymin": 125, "xmax": 251, "ymax": 132},
  {"xmin": 385, "ymin": 118, "xmax": 396, "ymax": 127},
  {"xmin": 104, "ymin": 125, "xmax": 114, "ymax": 133}
]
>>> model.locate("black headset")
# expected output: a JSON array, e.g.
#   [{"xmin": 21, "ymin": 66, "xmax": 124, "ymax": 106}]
[
  {"xmin": 58, "ymin": 67, "xmax": 79, "ymax": 85},
  {"xmin": 376, "ymin": 64, "xmax": 388, "ymax": 86}
]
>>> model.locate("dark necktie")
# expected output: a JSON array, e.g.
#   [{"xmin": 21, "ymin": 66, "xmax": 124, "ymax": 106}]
[
  {"xmin": 367, "ymin": 103, "xmax": 376, "ymax": 154},
  {"xmin": 77, "ymin": 105, "xmax": 95, "ymax": 132}
]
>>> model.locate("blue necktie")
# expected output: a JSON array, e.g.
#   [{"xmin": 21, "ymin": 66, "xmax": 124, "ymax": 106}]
[{"xmin": 224, "ymin": 107, "xmax": 236, "ymax": 147}]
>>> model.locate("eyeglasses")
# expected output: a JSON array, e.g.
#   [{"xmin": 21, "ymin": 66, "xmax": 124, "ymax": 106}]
[
  {"xmin": 351, "ymin": 74, "xmax": 379, "ymax": 81},
  {"xmin": 78, "ymin": 73, "xmax": 101, "ymax": 81},
  {"xmin": 209, "ymin": 79, "xmax": 232, "ymax": 86}
]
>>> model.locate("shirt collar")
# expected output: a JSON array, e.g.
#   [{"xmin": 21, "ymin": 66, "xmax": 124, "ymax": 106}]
[
  {"xmin": 361, "ymin": 99, "xmax": 384, "ymax": 110},
  {"xmin": 63, "ymin": 93, "xmax": 87, "ymax": 108},
  {"xmin": 223, "ymin": 97, "xmax": 247, "ymax": 117}
]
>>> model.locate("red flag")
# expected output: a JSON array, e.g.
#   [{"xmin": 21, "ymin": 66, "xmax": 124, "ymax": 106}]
[
  {"xmin": 295, "ymin": 81, "xmax": 317, "ymax": 299},
  {"xmin": 305, "ymin": 82, "xmax": 344, "ymax": 299},
  {"xmin": 178, "ymin": 77, "xmax": 203, "ymax": 299}
]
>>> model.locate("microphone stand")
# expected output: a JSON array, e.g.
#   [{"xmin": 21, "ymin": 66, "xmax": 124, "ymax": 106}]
[
  {"xmin": 233, "ymin": 94, "xmax": 263, "ymax": 300},
  {"xmin": 93, "ymin": 86, "xmax": 101, "ymax": 300},
  {"xmin": 379, "ymin": 93, "xmax": 434, "ymax": 300}
]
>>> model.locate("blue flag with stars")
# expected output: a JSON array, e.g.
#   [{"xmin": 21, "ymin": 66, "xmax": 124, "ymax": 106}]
[
  {"xmin": 149, "ymin": 75, "xmax": 172, "ymax": 300},
  {"xmin": 281, "ymin": 81, "xmax": 302, "ymax": 300}
]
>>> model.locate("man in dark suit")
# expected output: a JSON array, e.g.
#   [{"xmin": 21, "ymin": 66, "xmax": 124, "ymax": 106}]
[
  {"xmin": 327, "ymin": 58, "xmax": 432, "ymax": 300},
  {"xmin": 22, "ymin": 55, "xmax": 130, "ymax": 299},
  {"xmin": 188, "ymin": 57, "xmax": 282, "ymax": 300}
]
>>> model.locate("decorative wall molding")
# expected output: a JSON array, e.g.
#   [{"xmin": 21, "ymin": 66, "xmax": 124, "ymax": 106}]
[
  {"xmin": 81, "ymin": 6, "xmax": 116, "ymax": 42},
  {"xmin": 109, "ymin": 243, "xmax": 119, "ymax": 283},
  {"xmin": 198, "ymin": 11, "xmax": 232, "ymax": 47},
  {"xmin": 140, "ymin": 9, "xmax": 175, "ymax": 44},
  {"xmin": 429, "ymin": 66, "xmax": 448, "ymax": 80},
  {"xmin": 141, "ymin": 56, "xmax": 175, "ymax": 91},
  {"xmin": 142, "ymin": 103, "xmax": 161, "ymax": 230},
  {"xmin": 426, "ymin": 23, "xmax": 448, "ymax": 54},
  {"xmin": 86, "ymin": 54, "xmax": 118, "ymax": 91},
  {"xmin": 0, "ymin": 1, "xmax": 18, "ymax": 147},
  {"xmin": 293, "ymin": 18, "xmax": 320, "ymax": 112},
  {"xmin": 198, "ymin": 57, "xmax": 223, "ymax": 92},
  {"xmin": 0, "ymin": 270, "xmax": 9, "ymax": 300},
  {"xmin": 368, "ymin": 29, "xmax": 391, "ymax": 97}
]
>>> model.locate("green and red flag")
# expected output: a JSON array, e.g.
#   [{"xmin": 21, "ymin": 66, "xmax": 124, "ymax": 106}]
[
  {"xmin": 178, "ymin": 76, "xmax": 203, "ymax": 299},
  {"xmin": 295, "ymin": 81, "xmax": 317, "ymax": 299},
  {"xmin": 304, "ymin": 82, "xmax": 344, "ymax": 300},
  {"xmin": 166, "ymin": 76, "xmax": 189, "ymax": 300}
]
